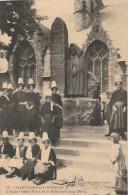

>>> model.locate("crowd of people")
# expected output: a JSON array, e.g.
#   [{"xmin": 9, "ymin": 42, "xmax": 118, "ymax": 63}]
[
  {"xmin": 0, "ymin": 130, "xmax": 56, "ymax": 185},
  {"xmin": 0, "ymin": 78, "xmax": 63, "ymax": 146}
]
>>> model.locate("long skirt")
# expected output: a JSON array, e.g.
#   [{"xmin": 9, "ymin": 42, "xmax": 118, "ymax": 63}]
[
  {"xmin": 0, "ymin": 156, "xmax": 10, "ymax": 171},
  {"xmin": 54, "ymin": 107, "xmax": 63, "ymax": 129},
  {"xmin": 42, "ymin": 114, "xmax": 56, "ymax": 144},
  {"xmin": 9, "ymin": 158, "xmax": 24, "ymax": 169},
  {"xmin": 34, "ymin": 160, "xmax": 56, "ymax": 180},
  {"xmin": 34, "ymin": 161, "xmax": 49, "ymax": 175},
  {"xmin": 20, "ymin": 159, "xmax": 37, "ymax": 176},
  {"xmin": 110, "ymin": 102, "xmax": 127, "ymax": 132}
]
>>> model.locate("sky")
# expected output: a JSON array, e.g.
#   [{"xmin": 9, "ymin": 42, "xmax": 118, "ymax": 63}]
[{"xmin": 0, "ymin": 0, "xmax": 128, "ymax": 51}]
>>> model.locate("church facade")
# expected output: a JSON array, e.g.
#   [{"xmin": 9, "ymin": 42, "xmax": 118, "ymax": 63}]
[{"xmin": 1, "ymin": 0, "xmax": 127, "ymax": 125}]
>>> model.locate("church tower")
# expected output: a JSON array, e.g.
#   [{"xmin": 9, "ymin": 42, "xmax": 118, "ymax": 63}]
[{"xmin": 74, "ymin": 0, "xmax": 104, "ymax": 32}]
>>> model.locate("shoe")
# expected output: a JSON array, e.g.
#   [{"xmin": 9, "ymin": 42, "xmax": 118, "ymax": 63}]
[
  {"xmin": 28, "ymin": 175, "xmax": 34, "ymax": 181},
  {"xmin": 0, "ymin": 168, "xmax": 8, "ymax": 175},
  {"xmin": 52, "ymin": 144, "xmax": 57, "ymax": 147},
  {"xmin": 21, "ymin": 174, "xmax": 27, "ymax": 180},
  {"xmin": 105, "ymin": 133, "xmax": 111, "ymax": 137},
  {"xmin": 6, "ymin": 173, "xmax": 14, "ymax": 178},
  {"xmin": 34, "ymin": 179, "xmax": 43, "ymax": 185}
]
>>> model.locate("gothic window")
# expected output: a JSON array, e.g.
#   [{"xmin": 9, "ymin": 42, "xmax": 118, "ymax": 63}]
[
  {"xmin": 85, "ymin": 40, "xmax": 109, "ymax": 92},
  {"xmin": 14, "ymin": 41, "xmax": 36, "ymax": 88}
]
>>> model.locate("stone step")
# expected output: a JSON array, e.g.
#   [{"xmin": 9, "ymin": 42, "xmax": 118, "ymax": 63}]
[
  {"xmin": 56, "ymin": 154, "xmax": 113, "ymax": 172},
  {"xmin": 54, "ymin": 146, "xmax": 110, "ymax": 158}
]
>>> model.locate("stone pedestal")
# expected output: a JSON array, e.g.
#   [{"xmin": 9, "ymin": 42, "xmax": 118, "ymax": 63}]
[{"xmin": 63, "ymin": 98, "xmax": 101, "ymax": 126}]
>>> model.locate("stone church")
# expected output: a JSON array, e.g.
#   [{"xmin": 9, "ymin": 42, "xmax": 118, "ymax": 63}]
[{"xmin": 1, "ymin": 0, "xmax": 128, "ymax": 125}]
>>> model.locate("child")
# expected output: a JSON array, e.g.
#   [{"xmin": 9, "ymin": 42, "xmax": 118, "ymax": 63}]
[
  {"xmin": 6, "ymin": 132, "xmax": 27, "ymax": 178},
  {"xmin": 20, "ymin": 132, "xmax": 40, "ymax": 180},
  {"xmin": 33, "ymin": 132, "xmax": 56, "ymax": 185},
  {"xmin": 40, "ymin": 90, "xmax": 58, "ymax": 147},
  {"xmin": 110, "ymin": 133, "xmax": 127, "ymax": 194},
  {"xmin": 0, "ymin": 131, "xmax": 14, "ymax": 175}
]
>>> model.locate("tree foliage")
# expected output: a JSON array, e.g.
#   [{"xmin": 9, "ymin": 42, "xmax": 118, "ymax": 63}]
[{"xmin": 0, "ymin": 0, "xmax": 43, "ymax": 59}]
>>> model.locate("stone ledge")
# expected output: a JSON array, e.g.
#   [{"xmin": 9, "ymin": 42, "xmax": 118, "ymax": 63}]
[{"xmin": 62, "ymin": 98, "xmax": 101, "ymax": 126}]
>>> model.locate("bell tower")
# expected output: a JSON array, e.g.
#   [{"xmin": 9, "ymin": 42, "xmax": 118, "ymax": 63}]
[
  {"xmin": 74, "ymin": 0, "xmax": 104, "ymax": 32},
  {"xmin": 74, "ymin": 0, "xmax": 92, "ymax": 32}
]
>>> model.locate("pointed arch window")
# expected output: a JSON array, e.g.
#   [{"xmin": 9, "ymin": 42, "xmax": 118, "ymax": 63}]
[{"xmin": 85, "ymin": 40, "xmax": 109, "ymax": 92}]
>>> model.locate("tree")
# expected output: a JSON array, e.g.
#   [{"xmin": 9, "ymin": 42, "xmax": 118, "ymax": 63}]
[{"xmin": 0, "ymin": 0, "xmax": 44, "ymax": 59}]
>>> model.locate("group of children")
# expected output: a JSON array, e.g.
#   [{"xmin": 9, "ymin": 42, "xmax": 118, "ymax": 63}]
[
  {"xmin": 0, "ymin": 130, "xmax": 56, "ymax": 185},
  {"xmin": 0, "ymin": 78, "xmax": 63, "ymax": 146}
]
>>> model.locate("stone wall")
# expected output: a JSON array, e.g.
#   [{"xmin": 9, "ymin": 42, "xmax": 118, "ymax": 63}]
[{"xmin": 63, "ymin": 98, "xmax": 101, "ymax": 126}]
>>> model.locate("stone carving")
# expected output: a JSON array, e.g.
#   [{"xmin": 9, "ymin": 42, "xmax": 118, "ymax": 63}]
[
  {"xmin": 50, "ymin": 17, "xmax": 68, "ymax": 96},
  {"xmin": 67, "ymin": 44, "xmax": 87, "ymax": 97}
]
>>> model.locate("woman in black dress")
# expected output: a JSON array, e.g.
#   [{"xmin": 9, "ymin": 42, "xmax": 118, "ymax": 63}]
[
  {"xmin": 25, "ymin": 79, "xmax": 40, "ymax": 134},
  {"xmin": 0, "ymin": 83, "xmax": 10, "ymax": 132},
  {"xmin": 13, "ymin": 78, "xmax": 27, "ymax": 134},
  {"xmin": 34, "ymin": 132, "xmax": 56, "ymax": 185},
  {"xmin": 40, "ymin": 90, "xmax": 58, "ymax": 147},
  {"xmin": 20, "ymin": 132, "xmax": 40, "ymax": 180},
  {"xmin": 51, "ymin": 81, "xmax": 63, "ymax": 139}
]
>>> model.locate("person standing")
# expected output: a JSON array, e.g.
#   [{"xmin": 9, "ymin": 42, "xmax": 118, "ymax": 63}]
[
  {"xmin": 110, "ymin": 133, "xmax": 127, "ymax": 194},
  {"xmin": 51, "ymin": 81, "xmax": 63, "ymax": 139},
  {"xmin": 0, "ymin": 83, "xmax": 10, "ymax": 132},
  {"xmin": 25, "ymin": 79, "xmax": 40, "ymax": 134},
  {"xmin": 40, "ymin": 90, "xmax": 58, "ymax": 147},
  {"xmin": 0, "ymin": 131, "xmax": 14, "ymax": 175},
  {"xmin": 13, "ymin": 78, "xmax": 27, "ymax": 134},
  {"xmin": 108, "ymin": 75, "xmax": 127, "ymax": 140},
  {"xmin": 7, "ymin": 84, "xmax": 14, "ymax": 134}
]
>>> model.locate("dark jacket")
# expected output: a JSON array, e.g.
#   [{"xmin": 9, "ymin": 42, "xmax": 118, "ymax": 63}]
[{"xmin": 0, "ymin": 142, "xmax": 14, "ymax": 158}]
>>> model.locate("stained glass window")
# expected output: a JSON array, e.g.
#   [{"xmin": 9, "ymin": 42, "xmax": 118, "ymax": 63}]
[
  {"xmin": 14, "ymin": 41, "xmax": 36, "ymax": 87},
  {"xmin": 85, "ymin": 40, "xmax": 109, "ymax": 92}
]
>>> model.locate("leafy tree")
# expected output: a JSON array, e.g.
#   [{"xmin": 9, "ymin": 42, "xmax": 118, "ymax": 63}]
[{"xmin": 0, "ymin": 0, "xmax": 44, "ymax": 59}]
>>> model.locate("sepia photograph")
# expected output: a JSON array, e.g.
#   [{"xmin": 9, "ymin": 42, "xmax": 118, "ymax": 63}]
[{"xmin": 0, "ymin": 0, "xmax": 128, "ymax": 194}]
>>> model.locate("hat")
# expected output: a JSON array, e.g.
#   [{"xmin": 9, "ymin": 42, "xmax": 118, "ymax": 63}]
[
  {"xmin": 18, "ymin": 132, "xmax": 24, "ymax": 140},
  {"xmin": 42, "ymin": 132, "xmax": 50, "ymax": 142},
  {"xmin": 29, "ymin": 132, "xmax": 36, "ymax": 140},
  {"xmin": 51, "ymin": 81, "xmax": 58, "ymax": 90},
  {"xmin": 18, "ymin": 78, "xmax": 24, "ymax": 85},
  {"xmin": 2, "ymin": 131, "xmax": 8, "ymax": 138},
  {"xmin": 115, "ymin": 75, "xmax": 122, "ymax": 83},
  {"xmin": 45, "ymin": 89, "xmax": 52, "ymax": 97},
  {"xmin": 2, "ymin": 82, "xmax": 7, "ymax": 89},
  {"xmin": 28, "ymin": 78, "xmax": 35, "ymax": 87},
  {"xmin": 7, "ymin": 83, "xmax": 13, "ymax": 90}
]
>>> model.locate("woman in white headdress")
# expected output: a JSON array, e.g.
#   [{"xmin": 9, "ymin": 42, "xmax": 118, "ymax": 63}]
[
  {"xmin": 40, "ymin": 89, "xmax": 58, "ymax": 147},
  {"xmin": 51, "ymin": 81, "xmax": 63, "ymax": 139},
  {"xmin": 20, "ymin": 132, "xmax": 40, "ymax": 181},
  {"xmin": 0, "ymin": 131, "xmax": 14, "ymax": 175},
  {"xmin": 25, "ymin": 78, "xmax": 40, "ymax": 134},
  {"xmin": 33, "ymin": 132, "xmax": 56, "ymax": 185},
  {"xmin": 13, "ymin": 78, "xmax": 27, "ymax": 133},
  {"xmin": 108, "ymin": 75, "xmax": 127, "ymax": 140},
  {"xmin": 6, "ymin": 132, "xmax": 27, "ymax": 178}
]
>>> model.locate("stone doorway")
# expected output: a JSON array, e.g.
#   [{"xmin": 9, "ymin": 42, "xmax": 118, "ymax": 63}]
[
  {"xmin": 14, "ymin": 41, "xmax": 36, "ymax": 88},
  {"xmin": 85, "ymin": 40, "xmax": 109, "ymax": 93}
]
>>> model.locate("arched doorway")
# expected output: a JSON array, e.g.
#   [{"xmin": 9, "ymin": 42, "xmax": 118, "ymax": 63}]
[
  {"xmin": 85, "ymin": 40, "xmax": 109, "ymax": 93},
  {"xmin": 14, "ymin": 41, "xmax": 36, "ymax": 88}
]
